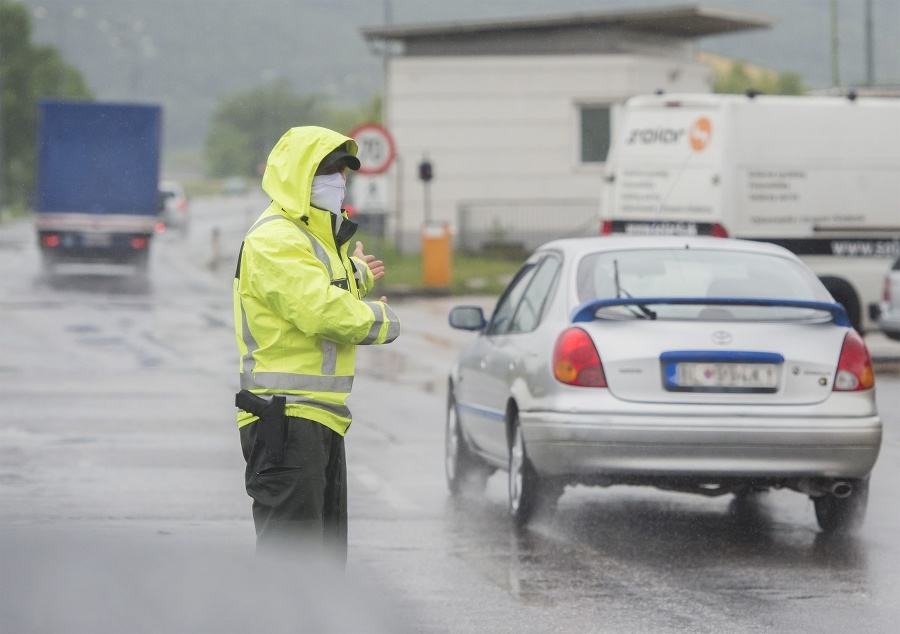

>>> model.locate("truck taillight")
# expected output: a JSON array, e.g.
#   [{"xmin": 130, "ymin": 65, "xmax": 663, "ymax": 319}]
[
  {"xmin": 833, "ymin": 331, "xmax": 874, "ymax": 391},
  {"xmin": 130, "ymin": 237, "xmax": 148, "ymax": 249},
  {"xmin": 553, "ymin": 328, "xmax": 607, "ymax": 387},
  {"xmin": 711, "ymin": 223, "xmax": 729, "ymax": 238},
  {"xmin": 42, "ymin": 235, "xmax": 60, "ymax": 248},
  {"xmin": 600, "ymin": 220, "xmax": 613, "ymax": 236}
]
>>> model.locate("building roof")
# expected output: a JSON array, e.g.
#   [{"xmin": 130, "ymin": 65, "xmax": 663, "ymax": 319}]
[{"xmin": 361, "ymin": 4, "xmax": 773, "ymax": 43}]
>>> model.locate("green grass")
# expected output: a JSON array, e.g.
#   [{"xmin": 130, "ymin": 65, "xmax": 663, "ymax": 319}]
[
  {"xmin": 0, "ymin": 202, "xmax": 31, "ymax": 223},
  {"xmin": 357, "ymin": 231, "xmax": 523, "ymax": 296}
]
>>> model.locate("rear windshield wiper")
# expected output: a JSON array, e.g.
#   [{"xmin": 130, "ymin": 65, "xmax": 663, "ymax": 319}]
[{"xmin": 613, "ymin": 259, "xmax": 657, "ymax": 320}]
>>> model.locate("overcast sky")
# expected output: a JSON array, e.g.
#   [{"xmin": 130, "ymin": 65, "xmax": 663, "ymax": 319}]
[{"xmin": 21, "ymin": 0, "xmax": 900, "ymax": 152}]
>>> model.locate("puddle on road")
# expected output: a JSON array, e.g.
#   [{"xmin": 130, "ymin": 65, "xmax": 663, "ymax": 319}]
[{"xmin": 441, "ymin": 485, "xmax": 874, "ymax": 611}]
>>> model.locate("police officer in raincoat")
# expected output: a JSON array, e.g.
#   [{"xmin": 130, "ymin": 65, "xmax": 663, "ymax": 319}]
[{"xmin": 233, "ymin": 126, "xmax": 401, "ymax": 564}]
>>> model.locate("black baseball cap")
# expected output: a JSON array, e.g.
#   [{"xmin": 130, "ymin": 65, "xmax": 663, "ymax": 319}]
[{"xmin": 319, "ymin": 145, "xmax": 361, "ymax": 171}]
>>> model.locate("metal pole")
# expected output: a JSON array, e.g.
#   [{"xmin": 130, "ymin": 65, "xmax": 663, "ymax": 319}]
[
  {"xmin": 381, "ymin": 0, "xmax": 392, "ymax": 125},
  {"xmin": 865, "ymin": 0, "xmax": 874, "ymax": 87},
  {"xmin": 394, "ymin": 155, "xmax": 404, "ymax": 253},
  {"xmin": 383, "ymin": 0, "xmax": 398, "ymax": 249},
  {"xmin": 830, "ymin": 0, "xmax": 841, "ymax": 90}
]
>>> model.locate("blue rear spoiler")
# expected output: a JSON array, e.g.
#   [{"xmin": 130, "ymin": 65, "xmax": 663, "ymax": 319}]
[{"xmin": 571, "ymin": 297, "xmax": 852, "ymax": 328}]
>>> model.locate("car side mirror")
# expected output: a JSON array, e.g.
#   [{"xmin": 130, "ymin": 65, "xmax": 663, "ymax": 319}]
[{"xmin": 449, "ymin": 306, "xmax": 486, "ymax": 331}]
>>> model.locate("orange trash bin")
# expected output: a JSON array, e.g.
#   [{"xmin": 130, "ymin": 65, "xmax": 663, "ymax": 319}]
[{"xmin": 421, "ymin": 222, "xmax": 452, "ymax": 288}]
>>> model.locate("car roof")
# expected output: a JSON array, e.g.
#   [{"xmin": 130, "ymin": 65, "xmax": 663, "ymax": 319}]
[{"xmin": 536, "ymin": 236, "xmax": 801, "ymax": 262}]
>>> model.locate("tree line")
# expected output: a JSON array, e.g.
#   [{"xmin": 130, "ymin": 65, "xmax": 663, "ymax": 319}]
[
  {"xmin": 0, "ymin": 0, "xmax": 377, "ymax": 208},
  {"xmin": 204, "ymin": 84, "xmax": 380, "ymax": 178},
  {"xmin": 0, "ymin": 0, "xmax": 92, "ymax": 209}
]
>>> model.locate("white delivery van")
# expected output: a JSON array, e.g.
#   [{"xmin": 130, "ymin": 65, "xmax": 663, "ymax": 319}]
[{"xmin": 601, "ymin": 93, "xmax": 900, "ymax": 331}]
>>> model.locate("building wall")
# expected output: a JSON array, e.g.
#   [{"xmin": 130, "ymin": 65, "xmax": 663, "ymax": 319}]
[{"xmin": 380, "ymin": 54, "xmax": 713, "ymax": 252}]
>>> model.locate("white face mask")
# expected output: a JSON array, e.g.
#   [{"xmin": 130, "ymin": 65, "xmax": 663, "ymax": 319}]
[{"xmin": 310, "ymin": 173, "xmax": 346, "ymax": 215}]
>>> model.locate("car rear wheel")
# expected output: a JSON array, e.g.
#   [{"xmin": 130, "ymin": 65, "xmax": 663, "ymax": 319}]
[
  {"xmin": 132, "ymin": 249, "xmax": 150, "ymax": 277},
  {"xmin": 813, "ymin": 477, "xmax": 869, "ymax": 533},
  {"xmin": 508, "ymin": 415, "xmax": 560, "ymax": 527},
  {"xmin": 445, "ymin": 393, "xmax": 490, "ymax": 496}
]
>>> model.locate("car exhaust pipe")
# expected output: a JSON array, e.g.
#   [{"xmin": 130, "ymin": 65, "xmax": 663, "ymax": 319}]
[{"xmin": 830, "ymin": 481, "xmax": 853, "ymax": 498}]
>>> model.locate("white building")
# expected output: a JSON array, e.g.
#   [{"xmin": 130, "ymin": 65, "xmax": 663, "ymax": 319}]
[{"xmin": 360, "ymin": 4, "xmax": 772, "ymax": 253}]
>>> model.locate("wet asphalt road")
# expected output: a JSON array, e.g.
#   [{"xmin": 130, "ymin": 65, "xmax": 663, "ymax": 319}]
[{"xmin": 1, "ymin": 195, "xmax": 898, "ymax": 633}]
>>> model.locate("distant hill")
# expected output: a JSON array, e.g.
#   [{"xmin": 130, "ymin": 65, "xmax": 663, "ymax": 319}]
[{"xmin": 21, "ymin": 0, "xmax": 899, "ymax": 160}]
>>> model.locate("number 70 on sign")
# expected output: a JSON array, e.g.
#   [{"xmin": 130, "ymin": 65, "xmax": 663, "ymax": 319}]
[{"xmin": 350, "ymin": 124, "xmax": 397, "ymax": 176}]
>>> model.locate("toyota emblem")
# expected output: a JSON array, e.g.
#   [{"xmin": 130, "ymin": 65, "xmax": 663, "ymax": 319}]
[{"xmin": 711, "ymin": 330, "xmax": 732, "ymax": 345}]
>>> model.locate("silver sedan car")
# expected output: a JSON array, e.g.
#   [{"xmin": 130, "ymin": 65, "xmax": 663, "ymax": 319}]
[{"xmin": 447, "ymin": 236, "xmax": 882, "ymax": 532}]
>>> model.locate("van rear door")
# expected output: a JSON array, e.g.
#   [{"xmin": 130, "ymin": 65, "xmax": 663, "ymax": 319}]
[{"xmin": 604, "ymin": 98, "xmax": 725, "ymax": 236}]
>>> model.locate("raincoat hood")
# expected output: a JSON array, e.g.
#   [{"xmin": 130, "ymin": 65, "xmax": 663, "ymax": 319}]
[{"xmin": 261, "ymin": 126, "xmax": 358, "ymax": 221}]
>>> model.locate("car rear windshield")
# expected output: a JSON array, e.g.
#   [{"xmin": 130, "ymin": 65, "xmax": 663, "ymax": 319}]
[{"xmin": 576, "ymin": 248, "xmax": 832, "ymax": 321}]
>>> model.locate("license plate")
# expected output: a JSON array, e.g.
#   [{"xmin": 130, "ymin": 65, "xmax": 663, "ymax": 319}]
[
  {"xmin": 623, "ymin": 221, "xmax": 698, "ymax": 236},
  {"xmin": 666, "ymin": 362, "xmax": 779, "ymax": 392},
  {"xmin": 82, "ymin": 233, "xmax": 112, "ymax": 247}
]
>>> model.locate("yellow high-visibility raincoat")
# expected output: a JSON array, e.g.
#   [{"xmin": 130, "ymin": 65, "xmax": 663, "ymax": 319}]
[{"xmin": 233, "ymin": 126, "xmax": 401, "ymax": 435}]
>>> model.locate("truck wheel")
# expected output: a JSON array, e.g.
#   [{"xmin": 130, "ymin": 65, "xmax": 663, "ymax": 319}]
[
  {"xmin": 40, "ymin": 250, "xmax": 57, "ymax": 275},
  {"xmin": 132, "ymin": 250, "xmax": 150, "ymax": 277},
  {"xmin": 821, "ymin": 277, "xmax": 861, "ymax": 332}
]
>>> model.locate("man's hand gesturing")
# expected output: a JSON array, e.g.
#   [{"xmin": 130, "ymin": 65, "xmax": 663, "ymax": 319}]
[{"xmin": 353, "ymin": 241, "xmax": 385, "ymax": 282}]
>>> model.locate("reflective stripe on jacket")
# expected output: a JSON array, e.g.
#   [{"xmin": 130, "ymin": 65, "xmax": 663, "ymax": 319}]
[{"xmin": 233, "ymin": 126, "xmax": 401, "ymax": 435}]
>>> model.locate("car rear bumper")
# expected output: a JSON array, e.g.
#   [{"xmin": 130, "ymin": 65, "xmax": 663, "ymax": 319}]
[{"xmin": 520, "ymin": 411, "xmax": 882, "ymax": 479}]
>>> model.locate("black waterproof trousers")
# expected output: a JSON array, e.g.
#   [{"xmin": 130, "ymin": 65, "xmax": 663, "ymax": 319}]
[{"xmin": 240, "ymin": 416, "xmax": 348, "ymax": 567}]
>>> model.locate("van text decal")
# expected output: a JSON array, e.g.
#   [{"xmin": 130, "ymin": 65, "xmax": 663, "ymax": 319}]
[
  {"xmin": 752, "ymin": 238, "xmax": 900, "ymax": 258},
  {"xmin": 625, "ymin": 117, "xmax": 712, "ymax": 152},
  {"xmin": 626, "ymin": 127, "xmax": 684, "ymax": 145}
]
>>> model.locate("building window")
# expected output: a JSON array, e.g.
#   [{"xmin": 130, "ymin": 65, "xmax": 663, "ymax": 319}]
[{"xmin": 580, "ymin": 105, "xmax": 611, "ymax": 163}]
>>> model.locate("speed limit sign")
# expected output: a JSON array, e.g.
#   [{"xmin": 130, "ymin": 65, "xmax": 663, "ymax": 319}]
[{"xmin": 350, "ymin": 123, "xmax": 396, "ymax": 176}]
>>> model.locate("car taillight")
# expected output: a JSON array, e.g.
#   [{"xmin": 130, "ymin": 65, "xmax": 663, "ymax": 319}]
[
  {"xmin": 131, "ymin": 237, "xmax": 148, "ymax": 250},
  {"xmin": 155, "ymin": 222, "xmax": 167, "ymax": 233},
  {"xmin": 833, "ymin": 331, "xmax": 874, "ymax": 391},
  {"xmin": 600, "ymin": 220, "xmax": 613, "ymax": 235},
  {"xmin": 884, "ymin": 275, "xmax": 891, "ymax": 303},
  {"xmin": 711, "ymin": 223, "xmax": 729, "ymax": 238},
  {"xmin": 553, "ymin": 327, "xmax": 606, "ymax": 387},
  {"xmin": 177, "ymin": 199, "xmax": 188, "ymax": 211},
  {"xmin": 42, "ymin": 234, "xmax": 60, "ymax": 247}
]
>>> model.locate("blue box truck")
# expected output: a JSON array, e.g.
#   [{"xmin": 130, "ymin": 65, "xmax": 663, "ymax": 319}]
[{"xmin": 34, "ymin": 100, "xmax": 162, "ymax": 277}]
